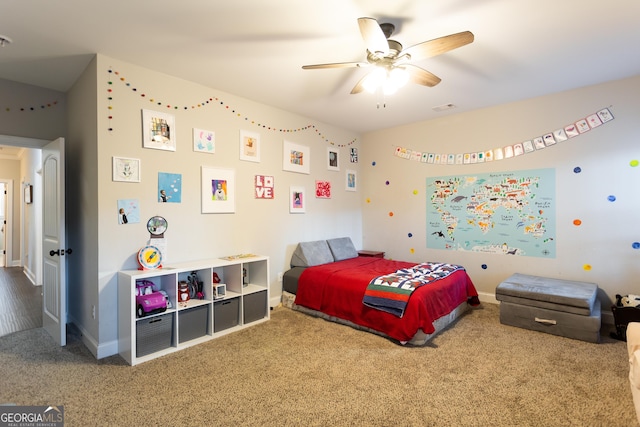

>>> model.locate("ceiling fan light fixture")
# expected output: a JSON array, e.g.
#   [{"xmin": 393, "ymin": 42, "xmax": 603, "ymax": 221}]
[
  {"xmin": 389, "ymin": 67, "xmax": 409, "ymax": 88},
  {"xmin": 362, "ymin": 67, "xmax": 386, "ymax": 93},
  {"xmin": 382, "ymin": 79, "xmax": 398, "ymax": 95}
]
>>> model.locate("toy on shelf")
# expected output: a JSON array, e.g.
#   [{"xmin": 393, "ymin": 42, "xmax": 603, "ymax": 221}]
[{"xmin": 135, "ymin": 279, "xmax": 167, "ymax": 318}]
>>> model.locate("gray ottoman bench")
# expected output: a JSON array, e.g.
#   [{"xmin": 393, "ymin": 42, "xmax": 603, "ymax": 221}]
[{"xmin": 495, "ymin": 273, "xmax": 601, "ymax": 343}]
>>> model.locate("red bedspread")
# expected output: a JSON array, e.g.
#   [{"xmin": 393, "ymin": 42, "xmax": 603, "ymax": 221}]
[{"xmin": 294, "ymin": 257, "xmax": 478, "ymax": 342}]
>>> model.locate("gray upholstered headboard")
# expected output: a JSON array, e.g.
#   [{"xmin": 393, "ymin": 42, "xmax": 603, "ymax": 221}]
[{"xmin": 290, "ymin": 237, "xmax": 358, "ymax": 267}]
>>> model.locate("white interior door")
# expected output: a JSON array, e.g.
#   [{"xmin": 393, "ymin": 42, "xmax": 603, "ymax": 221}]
[{"xmin": 42, "ymin": 137, "xmax": 66, "ymax": 346}]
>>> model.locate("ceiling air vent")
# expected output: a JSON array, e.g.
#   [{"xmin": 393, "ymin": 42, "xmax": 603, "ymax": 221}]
[
  {"xmin": 0, "ymin": 35, "xmax": 12, "ymax": 47},
  {"xmin": 432, "ymin": 103, "xmax": 456, "ymax": 112}
]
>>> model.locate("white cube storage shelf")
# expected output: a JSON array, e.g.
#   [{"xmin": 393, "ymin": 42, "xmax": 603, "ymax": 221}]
[{"xmin": 118, "ymin": 255, "xmax": 269, "ymax": 365}]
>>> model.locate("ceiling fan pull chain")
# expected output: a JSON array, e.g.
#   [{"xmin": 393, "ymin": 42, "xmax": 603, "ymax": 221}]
[{"xmin": 376, "ymin": 87, "xmax": 387, "ymax": 109}]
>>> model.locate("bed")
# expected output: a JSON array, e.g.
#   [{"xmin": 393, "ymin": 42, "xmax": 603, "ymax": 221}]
[{"xmin": 282, "ymin": 237, "xmax": 480, "ymax": 345}]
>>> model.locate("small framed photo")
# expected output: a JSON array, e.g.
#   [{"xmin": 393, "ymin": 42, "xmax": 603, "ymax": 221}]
[
  {"xmin": 112, "ymin": 157, "xmax": 141, "ymax": 182},
  {"xmin": 255, "ymin": 175, "xmax": 274, "ymax": 199},
  {"xmin": 283, "ymin": 140, "xmax": 310, "ymax": 174},
  {"xmin": 289, "ymin": 186, "xmax": 306, "ymax": 213},
  {"xmin": 201, "ymin": 166, "xmax": 235, "ymax": 214},
  {"xmin": 117, "ymin": 199, "xmax": 140, "ymax": 224},
  {"xmin": 142, "ymin": 109, "xmax": 176, "ymax": 151},
  {"xmin": 240, "ymin": 130, "xmax": 260, "ymax": 162},
  {"xmin": 193, "ymin": 128, "xmax": 215, "ymax": 154},
  {"xmin": 346, "ymin": 170, "xmax": 357, "ymax": 192},
  {"xmin": 350, "ymin": 147, "xmax": 358, "ymax": 163},
  {"xmin": 315, "ymin": 180, "xmax": 331, "ymax": 199},
  {"xmin": 158, "ymin": 172, "xmax": 182, "ymax": 203},
  {"xmin": 327, "ymin": 147, "xmax": 340, "ymax": 171}
]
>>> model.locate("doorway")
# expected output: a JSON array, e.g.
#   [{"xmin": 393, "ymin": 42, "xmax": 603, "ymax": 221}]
[
  {"xmin": 0, "ymin": 137, "xmax": 45, "ymax": 337},
  {"xmin": 0, "ymin": 182, "xmax": 5, "ymax": 267}
]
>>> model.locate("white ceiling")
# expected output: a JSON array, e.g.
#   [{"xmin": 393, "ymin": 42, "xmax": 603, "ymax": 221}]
[{"xmin": 0, "ymin": 0, "xmax": 639, "ymax": 134}]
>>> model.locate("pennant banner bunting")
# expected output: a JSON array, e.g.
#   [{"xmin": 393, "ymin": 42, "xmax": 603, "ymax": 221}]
[{"xmin": 393, "ymin": 108, "xmax": 614, "ymax": 164}]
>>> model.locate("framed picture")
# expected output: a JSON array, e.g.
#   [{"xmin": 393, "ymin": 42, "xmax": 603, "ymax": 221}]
[
  {"xmin": 24, "ymin": 185, "xmax": 32, "ymax": 204},
  {"xmin": 327, "ymin": 147, "xmax": 340, "ymax": 171},
  {"xmin": 117, "ymin": 199, "xmax": 140, "ymax": 225},
  {"xmin": 282, "ymin": 140, "xmax": 310, "ymax": 174},
  {"xmin": 201, "ymin": 166, "xmax": 235, "ymax": 213},
  {"xmin": 350, "ymin": 147, "xmax": 358, "ymax": 163},
  {"xmin": 142, "ymin": 109, "xmax": 176, "ymax": 151},
  {"xmin": 255, "ymin": 175, "xmax": 274, "ymax": 199},
  {"xmin": 112, "ymin": 157, "xmax": 141, "ymax": 182},
  {"xmin": 315, "ymin": 180, "xmax": 331, "ymax": 199},
  {"xmin": 193, "ymin": 128, "xmax": 215, "ymax": 154},
  {"xmin": 158, "ymin": 172, "xmax": 182, "ymax": 203},
  {"xmin": 346, "ymin": 169, "xmax": 357, "ymax": 192},
  {"xmin": 289, "ymin": 186, "xmax": 306, "ymax": 213},
  {"xmin": 240, "ymin": 130, "xmax": 260, "ymax": 162}
]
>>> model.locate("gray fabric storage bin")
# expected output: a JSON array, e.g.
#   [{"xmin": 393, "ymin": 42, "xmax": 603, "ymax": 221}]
[
  {"xmin": 500, "ymin": 300, "xmax": 601, "ymax": 343},
  {"xmin": 136, "ymin": 312, "xmax": 175, "ymax": 357},
  {"xmin": 214, "ymin": 298, "xmax": 239, "ymax": 332},
  {"xmin": 496, "ymin": 273, "xmax": 601, "ymax": 343},
  {"xmin": 496, "ymin": 273, "xmax": 597, "ymax": 315},
  {"xmin": 244, "ymin": 290, "xmax": 267, "ymax": 324},
  {"xmin": 179, "ymin": 304, "xmax": 210, "ymax": 343}
]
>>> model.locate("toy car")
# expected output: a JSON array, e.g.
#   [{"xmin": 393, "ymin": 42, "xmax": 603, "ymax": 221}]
[{"xmin": 135, "ymin": 279, "xmax": 168, "ymax": 317}]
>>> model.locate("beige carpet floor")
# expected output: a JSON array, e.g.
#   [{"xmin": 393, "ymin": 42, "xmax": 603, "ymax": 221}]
[{"xmin": 0, "ymin": 303, "xmax": 637, "ymax": 426}]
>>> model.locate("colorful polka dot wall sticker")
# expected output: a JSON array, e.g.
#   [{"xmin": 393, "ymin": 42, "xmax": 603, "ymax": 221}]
[
  {"xmin": 413, "ymin": 189, "xmax": 418, "ymax": 195},
  {"xmin": 633, "ymin": 242, "xmax": 640, "ymax": 249},
  {"xmin": 573, "ymin": 219, "xmax": 582, "ymax": 226},
  {"xmin": 407, "ymin": 233, "xmax": 413, "ymax": 238},
  {"xmin": 608, "ymin": 195, "xmax": 616, "ymax": 202},
  {"xmin": 366, "ymin": 198, "xmax": 371, "ymax": 203},
  {"xmin": 385, "ymin": 180, "xmax": 390, "ymax": 185},
  {"xmin": 410, "ymin": 248, "xmax": 415, "ymax": 254},
  {"xmin": 389, "ymin": 211, "xmax": 394, "ymax": 217},
  {"xmin": 631, "ymin": 160, "xmax": 639, "ymax": 167},
  {"xmin": 583, "ymin": 264, "xmax": 592, "ymax": 271},
  {"xmin": 573, "ymin": 166, "xmax": 581, "ymax": 173},
  {"xmin": 481, "ymin": 264, "xmax": 488, "ymax": 270},
  {"xmin": 372, "ymin": 161, "xmax": 376, "ymax": 166}
]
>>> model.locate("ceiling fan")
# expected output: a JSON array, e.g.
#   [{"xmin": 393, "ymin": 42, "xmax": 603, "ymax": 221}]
[{"xmin": 302, "ymin": 17, "xmax": 474, "ymax": 95}]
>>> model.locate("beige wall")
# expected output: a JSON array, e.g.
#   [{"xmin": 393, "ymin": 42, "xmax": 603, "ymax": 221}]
[
  {"xmin": 361, "ymin": 74, "xmax": 640, "ymax": 318},
  {"xmin": 69, "ymin": 55, "xmax": 363, "ymax": 357},
  {"xmin": 4, "ymin": 53, "xmax": 640, "ymax": 357},
  {"xmin": 0, "ymin": 79, "xmax": 66, "ymax": 140}
]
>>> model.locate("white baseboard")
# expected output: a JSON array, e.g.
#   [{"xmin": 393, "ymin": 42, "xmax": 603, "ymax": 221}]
[
  {"xmin": 477, "ymin": 291, "xmax": 498, "ymax": 305},
  {"xmin": 68, "ymin": 316, "xmax": 118, "ymax": 359},
  {"xmin": 270, "ymin": 296, "xmax": 282, "ymax": 308},
  {"xmin": 22, "ymin": 267, "xmax": 36, "ymax": 286}
]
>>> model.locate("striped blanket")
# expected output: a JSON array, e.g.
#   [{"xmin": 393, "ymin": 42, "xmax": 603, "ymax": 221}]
[{"xmin": 362, "ymin": 262, "xmax": 464, "ymax": 317}]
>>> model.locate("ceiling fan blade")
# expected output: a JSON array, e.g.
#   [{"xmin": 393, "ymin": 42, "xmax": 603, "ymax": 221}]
[
  {"xmin": 302, "ymin": 62, "xmax": 367, "ymax": 70},
  {"xmin": 401, "ymin": 31, "xmax": 474, "ymax": 62},
  {"xmin": 350, "ymin": 74, "xmax": 369, "ymax": 94},
  {"xmin": 404, "ymin": 64, "xmax": 441, "ymax": 87},
  {"xmin": 358, "ymin": 17, "xmax": 389, "ymax": 56}
]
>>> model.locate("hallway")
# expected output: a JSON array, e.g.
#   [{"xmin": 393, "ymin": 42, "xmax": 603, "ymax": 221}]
[{"xmin": 0, "ymin": 267, "xmax": 42, "ymax": 337}]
